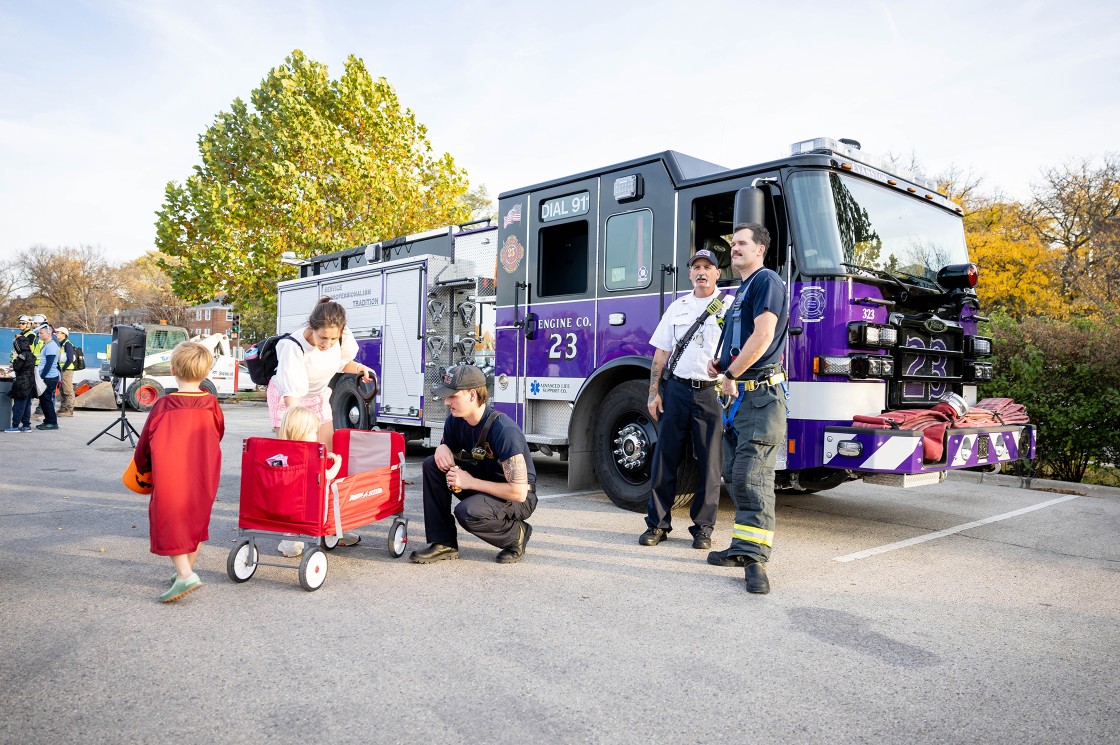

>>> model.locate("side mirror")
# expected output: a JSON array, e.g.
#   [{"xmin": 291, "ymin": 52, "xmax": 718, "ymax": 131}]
[{"xmin": 733, "ymin": 186, "xmax": 765, "ymax": 227}]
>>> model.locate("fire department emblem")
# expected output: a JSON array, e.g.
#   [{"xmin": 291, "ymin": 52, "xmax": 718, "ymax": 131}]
[
  {"xmin": 500, "ymin": 235, "xmax": 525, "ymax": 273},
  {"xmin": 799, "ymin": 286, "xmax": 826, "ymax": 323},
  {"xmin": 497, "ymin": 374, "xmax": 509, "ymax": 391},
  {"xmin": 638, "ymin": 265, "xmax": 649, "ymax": 283}
]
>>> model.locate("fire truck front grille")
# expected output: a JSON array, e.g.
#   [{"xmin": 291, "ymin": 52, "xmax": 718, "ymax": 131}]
[{"xmin": 890, "ymin": 321, "xmax": 964, "ymax": 408}]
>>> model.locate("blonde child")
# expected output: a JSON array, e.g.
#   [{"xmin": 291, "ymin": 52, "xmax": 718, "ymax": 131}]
[
  {"xmin": 134, "ymin": 342, "xmax": 224, "ymax": 603},
  {"xmin": 275, "ymin": 406, "xmax": 351, "ymax": 557}
]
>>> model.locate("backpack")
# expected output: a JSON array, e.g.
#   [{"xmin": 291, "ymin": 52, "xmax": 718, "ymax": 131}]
[
  {"xmin": 71, "ymin": 345, "xmax": 86, "ymax": 371},
  {"xmin": 244, "ymin": 333, "xmax": 301, "ymax": 386}
]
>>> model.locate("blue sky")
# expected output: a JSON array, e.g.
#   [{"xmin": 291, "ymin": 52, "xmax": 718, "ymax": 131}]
[{"xmin": 1, "ymin": 0, "xmax": 1117, "ymax": 263}]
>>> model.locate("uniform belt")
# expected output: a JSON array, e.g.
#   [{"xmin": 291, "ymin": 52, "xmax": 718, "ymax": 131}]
[
  {"xmin": 670, "ymin": 374, "xmax": 720, "ymax": 389},
  {"xmin": 737, "ymin": 371, "xmax": 785, "ymax": 392}
]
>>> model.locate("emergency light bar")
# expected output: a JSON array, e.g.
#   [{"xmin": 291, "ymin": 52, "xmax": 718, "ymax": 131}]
[{"xmin": 790, "ymin": 137, "xmax": 940, "ymax": 193}]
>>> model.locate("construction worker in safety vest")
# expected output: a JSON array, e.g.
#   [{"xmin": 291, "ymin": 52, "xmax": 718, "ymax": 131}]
[
  {"xmin": 27, "ymin": 315, "xmax": 49, "ymax": 419},
  {"xmin": 27, "ymin": 314, "xmax": 48, "ymax": 361},
  {"xmin": 54, "ymin": 327, "xmax": 78, "ymax": 416}
]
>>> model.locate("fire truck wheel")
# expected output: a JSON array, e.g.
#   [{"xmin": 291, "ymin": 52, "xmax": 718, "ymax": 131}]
[
  {"xmin": 200, "ymin": 379, "xmax": 217, "ymax": 396},
  {"xmin": 298, "ymin": 547, "xmax": 328, "ymax": 591},
  {"xmin": 331, "ymin": 376, "xmax": 370, "ymax": 430},
  {"xmin": 126, "ymin": 378, "xmax": 165, "ymax": 412},
  {"xmin": 226, "ymin": 541, "xmax": 258, "ymax": 583},
  {"xmin": 593, "ymin": 380, "xmax": 698, "ymax": 512}
]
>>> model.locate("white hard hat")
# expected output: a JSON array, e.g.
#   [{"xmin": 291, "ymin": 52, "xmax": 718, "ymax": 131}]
[
  {"xmin": 18, "ymin": 314, "xmax": 32, "ymax": 323},
  {"xmin": 31, "ymin": 313, "xmax": 47, "ymax": 324}
]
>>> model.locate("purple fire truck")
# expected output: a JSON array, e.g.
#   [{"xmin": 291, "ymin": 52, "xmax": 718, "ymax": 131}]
[{"xmin": 276, "ymin": 137, "xmax": 1036, "ymax": 511}]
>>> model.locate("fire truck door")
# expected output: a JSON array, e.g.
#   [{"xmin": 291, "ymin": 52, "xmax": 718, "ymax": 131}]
[{"xmin": 380, "ymin": 265, "xmax": 424, "ymax": 417}]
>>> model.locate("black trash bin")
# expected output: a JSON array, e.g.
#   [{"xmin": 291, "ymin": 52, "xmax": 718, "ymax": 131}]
[{"xmin": 0, "ymin": 378, "xmax": 12, "ymax": 429}]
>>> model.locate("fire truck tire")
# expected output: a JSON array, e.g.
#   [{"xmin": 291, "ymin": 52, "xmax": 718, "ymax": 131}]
[
  {"xmin": 200, "ymin": 379, "xmax": 217, "ymax": 396},
  {"xmin": 593, "ymin": 380, "xmax": 697, "ymax": 512},
  {"xmin": 331, "ymin": 376, "xmax": 370, "ymax": 431},
  {"xmin": 126, "ymin": 378, "xmax": 165, "ymax": 412}
]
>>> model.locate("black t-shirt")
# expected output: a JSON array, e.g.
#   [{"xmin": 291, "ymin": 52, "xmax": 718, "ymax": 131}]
[
  {"xmin": 443, "ymin": 407, "xmax": 537, "ymax": 485},
  {"xmin": 717, "ymin": 267, "xmax": 788, "ymax": 376}
]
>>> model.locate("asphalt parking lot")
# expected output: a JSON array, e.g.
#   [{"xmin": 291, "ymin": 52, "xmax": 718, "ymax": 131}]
[{"xmin": 2, "ymin": 401, "xmax": 1118, "ymax": 744}]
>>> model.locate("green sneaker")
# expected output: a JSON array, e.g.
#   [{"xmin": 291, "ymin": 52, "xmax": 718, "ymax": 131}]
[{"xmin": 159, "ymin": 573, "xmax": 202, "ymax": 603}]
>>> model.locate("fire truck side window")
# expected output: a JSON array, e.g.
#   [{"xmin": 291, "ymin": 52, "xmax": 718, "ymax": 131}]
[
  {"xmin": 691, "ymin": 192, "xmax": 736, "ymax": 283},
  {"xmin": 537, "ymin": 221, "xmax": 589, "ymax": 297},
  {"xmin": 603, "ymin": 209, "xmax": 653, "ymax": 291}
]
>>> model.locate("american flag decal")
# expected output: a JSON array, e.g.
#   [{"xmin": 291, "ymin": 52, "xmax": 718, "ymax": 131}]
[{"xmin": 503, "ymin": 204, "xmax": 523, "ymax": 227}]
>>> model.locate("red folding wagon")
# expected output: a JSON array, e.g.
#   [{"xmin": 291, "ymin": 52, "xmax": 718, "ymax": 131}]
[{"xmin": 226, "ymin": 429, "xmax": 408, "ymax": 591}]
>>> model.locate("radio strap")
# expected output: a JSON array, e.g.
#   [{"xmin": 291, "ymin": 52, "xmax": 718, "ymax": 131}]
[{"xmin": 667, "ymin": 295, "xmax": 726, "ymax": 377}]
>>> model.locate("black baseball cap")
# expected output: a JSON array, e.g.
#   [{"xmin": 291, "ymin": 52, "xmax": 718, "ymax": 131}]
[{"xmin": 432, "ymin": 364, "xmax": 487, "ymax": 397}]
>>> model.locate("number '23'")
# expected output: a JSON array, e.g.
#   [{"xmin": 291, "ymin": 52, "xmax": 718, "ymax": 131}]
[{"xmin": 548, "ymin": 333, "xmax": 577, "ymax": 360}]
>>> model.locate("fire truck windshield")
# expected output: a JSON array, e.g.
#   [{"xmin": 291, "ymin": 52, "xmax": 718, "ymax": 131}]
[{"xmin": 788, "ymin": 171, "xmax": 970, "ymax": 286}]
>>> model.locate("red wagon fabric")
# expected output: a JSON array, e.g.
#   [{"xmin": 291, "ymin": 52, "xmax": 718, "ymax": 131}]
[
  {"xmin": 239, "ymin": 438, "xmax": 328, "ymax": 534},
  {"xmin": 325, "ymin": 429, "xmax": 406, "ymax": 535},
  {"xmin": 238, "ymin": 430, "xmax": 405, "ymax": 538}
]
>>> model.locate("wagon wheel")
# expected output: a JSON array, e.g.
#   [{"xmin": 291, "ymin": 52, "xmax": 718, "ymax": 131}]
[
  {"xmin": 298, "ymin": 547, "xmax": 328, "ymax": 591},
  {"xmin": 387, "ymin": 518, "xmax": 408, "ymax": 558},
  {"xmin": 226, "ymin": 541, "xmax": 258, "ymax": 583}
]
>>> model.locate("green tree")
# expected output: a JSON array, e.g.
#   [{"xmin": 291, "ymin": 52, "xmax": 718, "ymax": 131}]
[
  {"xmin": 984, "ymin": 315, "xmax": 1120, "ymax": 482},
  {"xmin": 155, "ymin": 50, "xmax": 471, "ymax": 325}
]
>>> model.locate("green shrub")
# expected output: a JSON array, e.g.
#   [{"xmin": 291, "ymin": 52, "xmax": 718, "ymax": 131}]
[{"xmin": 982, "ymin": 315, "xmax": 1120, "ymax": 482}]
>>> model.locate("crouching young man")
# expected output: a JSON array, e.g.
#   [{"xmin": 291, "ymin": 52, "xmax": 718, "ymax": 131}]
[{"xmin": 410, "ymin": 364, "xmax": 538, "ymax": 564}]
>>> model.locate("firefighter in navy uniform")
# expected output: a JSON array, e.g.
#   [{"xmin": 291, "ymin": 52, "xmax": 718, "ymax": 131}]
[
  {"xmin": 410, "ymin": 364, "xmax": 538, "ymax": 564},
  {"xmin": 706, "ymin": 223, "xmax": 789, "ymax": 594},
  {"xmin": 639, "ymin": 248, "xmax": 730, "ymax": 550}
]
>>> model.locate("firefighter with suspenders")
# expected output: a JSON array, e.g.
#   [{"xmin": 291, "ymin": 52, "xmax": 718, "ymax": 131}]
[{"xmin": 707, "ymin": 223, "xmax": 789, "ymax": 594}]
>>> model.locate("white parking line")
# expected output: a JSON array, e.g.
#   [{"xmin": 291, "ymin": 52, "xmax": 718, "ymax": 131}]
[
  {"xmin": 832, "ymin": 494, "xmax": 1080, "ymax": 563},
  {"xmin": 537, "ymin": 489, "xmax": 605, "ymax": 501}
]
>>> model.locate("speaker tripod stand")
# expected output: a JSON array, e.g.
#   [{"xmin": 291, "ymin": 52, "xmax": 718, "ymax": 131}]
[{"xmin": 87, "ymin": 377, "xmax": 141, "ymax": 447}]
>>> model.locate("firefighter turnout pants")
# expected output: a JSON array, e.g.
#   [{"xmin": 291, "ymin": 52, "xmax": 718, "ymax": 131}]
[{"xmin": 721, "ymin": 382, "xmax": 786, "ymax": 562}]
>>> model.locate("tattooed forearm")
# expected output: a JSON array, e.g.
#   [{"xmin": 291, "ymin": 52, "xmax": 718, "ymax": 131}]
[
  {"xmin": 649, "ymin": 358, "xmax": 665, "ymax": 400},
  {"xmin": 501, "ymin": 454, "xmax": 529, "ymax": 485}
]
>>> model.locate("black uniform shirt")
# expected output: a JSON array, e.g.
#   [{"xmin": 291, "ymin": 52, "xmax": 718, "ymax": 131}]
[
  {"xmin": 443, "ymin": 407, "xmax": 538, "ymax": 485},
  {"xmin": 717, "ymin": 267, "xmax": 789, "ymax": 376}
]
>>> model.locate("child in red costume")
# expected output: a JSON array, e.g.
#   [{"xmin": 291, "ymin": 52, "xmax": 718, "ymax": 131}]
[{"xmin": 134, "ymin": 342, "xmax": 225, "ymax": 603}]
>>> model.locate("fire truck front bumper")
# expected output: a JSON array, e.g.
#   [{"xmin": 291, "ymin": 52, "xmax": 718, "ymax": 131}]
[{"xmin": 823, "ymin": 424, "xmax": 1037, "ymax": 474}]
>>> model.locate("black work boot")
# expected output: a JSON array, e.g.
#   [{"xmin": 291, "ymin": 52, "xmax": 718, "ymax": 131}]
[
  {"xmin": 744, "ymin": 560, "xmax": 770, "ymax": 594},
  {"xmin": 409, "ymin": 543, "xmax": 459, "ymax": 564},
  {"xmin": 639, "ymin": 527, "xmax": 668, "ymax": 546}
]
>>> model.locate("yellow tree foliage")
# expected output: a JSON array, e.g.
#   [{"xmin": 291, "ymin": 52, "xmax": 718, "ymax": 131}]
[{"xmin": 964, "ymin": 202, "xmax": 1068, "ymax": 319}]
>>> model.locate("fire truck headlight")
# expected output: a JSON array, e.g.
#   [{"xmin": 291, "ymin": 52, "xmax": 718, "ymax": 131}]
[
  {"xmin": 964, "ymin": 361, "xmax": 994, "ymax": 382},
  {"xmin": 815, "ymin": 356, "xmax": 851, "ymax": 376},
  {"xmin": 966, "ymin": 336, "xmax": 993, "ymax": 357},
  {"xmin": 819, "ymin": 354, "xmax": 893, "ymax": 379},
  {"xmin": 849, "ymin": 322, "xmax": 898, "ymax": 348}
]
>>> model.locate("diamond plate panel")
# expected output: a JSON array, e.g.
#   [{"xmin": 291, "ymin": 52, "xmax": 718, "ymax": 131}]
[
  {"xmin": 527, "ymin": 400, "xmax": 571, "ymax": 439},
  {"xmin": 448, "ymin": 228, "xmax": 499, "ymax": 288}
]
